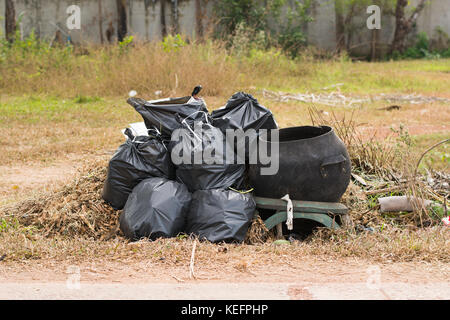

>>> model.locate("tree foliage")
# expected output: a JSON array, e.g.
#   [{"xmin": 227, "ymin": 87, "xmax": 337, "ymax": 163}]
[{"xmin": 213, "ymin": 0, "xmax": 315, "ymax": 57}]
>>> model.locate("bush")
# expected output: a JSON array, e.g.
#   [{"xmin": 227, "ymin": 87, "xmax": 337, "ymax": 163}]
[
  {"xmin": 161, "ymin": 34, "xmax": 187, "ymax": 53},
  {"xmin": 214, "ymin": 0, "xmax": 313, "ymax": 58},
  {"xmin": 392, "ymin": 32, "xmax": 449, "ymax": 60}
]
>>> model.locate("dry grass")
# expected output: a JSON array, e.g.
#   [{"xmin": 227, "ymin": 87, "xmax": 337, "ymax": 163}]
[
  {"xmin": 0, "ymin": 42, "xmax": 241, "ymax": 97},
  {"xmin": 244, "ymin": 214, "xmax": 272, "ymax": 244},
  {"xmin": 1, "ymin": 40, "xmax": 449, "ymax": 97},
  {"xmin": 0, "ymin": 225, "xmax": 448, "ymax": 264},
  {"xmin": 308, "ymin": 226, "xmax": 450, "ymax": 263},
  {"xmin": 309, "ymin": 106, "xmax": 406, "ymax": 179},
  {"xmin": 0, "ymin": 95, "xmax": 136, "ymax": 166},
  {"xmin": 309, "ymin": 106, "xmax": 449, "ymax": 228},
  {"xmin": 0, "ymin": 160, "xmax": 119, "ymax": 239}
]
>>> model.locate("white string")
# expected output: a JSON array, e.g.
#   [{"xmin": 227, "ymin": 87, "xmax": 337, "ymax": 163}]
[
  {"xmin": 180, "ymin": 111, "xmax": 213, "ymax": 152},
  {"xmin": 281, "ymin": 194, "xmax": 294, "ymax": 231},
  {"xmin": 181, "ymin": 110, "xmax": 211, "ymax": 126}
]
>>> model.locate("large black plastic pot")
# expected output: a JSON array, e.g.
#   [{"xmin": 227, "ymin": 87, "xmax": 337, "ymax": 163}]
[{"xmin": 248, "ymin": 126, "xmax": 351, "ymax": 202}]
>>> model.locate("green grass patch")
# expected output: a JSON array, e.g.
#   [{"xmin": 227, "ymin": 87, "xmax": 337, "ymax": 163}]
[{"xmin": 0, "ymin": 95, "xmax": 138, "ymax": 126}]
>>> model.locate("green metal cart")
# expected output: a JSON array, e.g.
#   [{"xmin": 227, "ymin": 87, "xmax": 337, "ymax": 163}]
[{"xmin": 254, "ymin": 196, "xmax": 351, "ymax": 238}]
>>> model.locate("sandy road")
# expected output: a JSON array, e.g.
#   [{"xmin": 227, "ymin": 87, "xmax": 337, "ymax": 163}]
[
  {"xmin": 1, "ymin": 259, "xmax": 449, "ymax": 300},
  {"xmin": 1, "ymin": 281, "xmax": 449, "ymax": 300}
]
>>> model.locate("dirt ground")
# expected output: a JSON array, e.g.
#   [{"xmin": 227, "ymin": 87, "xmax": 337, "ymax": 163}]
[
  {"xmin": 1, "ymin": 254, "xmax": 449, "ymax": 299},
  {"xmin": 0, "ymin": 156, "xmax": 86, "ymax": 206}
]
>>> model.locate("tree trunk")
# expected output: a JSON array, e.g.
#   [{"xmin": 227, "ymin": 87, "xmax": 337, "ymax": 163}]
[
  {"xmin": 390, "ymin": 0, "xmax": 427, "ymax": 54},
  {"xmin": 160, "ymin": 0, "xmax": 167, "ymax": 38},
  {"xmin": 370, "ymin": 29, "xmax": 379, "ymax": 61},
  {"xmin": 334, "ymin": 1, "xmax": 356, "ymax": 53},
  {"xmin": 5, "ymin": 0, "xmax": 16, "ymax": 42},
  {"xmin": 334, "ymin": 0, "xmax": 345, "ymax": 52},
  {"xmin": 195, "ymin": 0, "xmax": 204, "ymax": 38},
  {"xmin": 344, "ymin": 4, "xmax": 356, "ymax": 52},
  {"xmin": 98, "ymin": 0, "xmax": 104, "ymax": 44},
  {"xmin": 171, "ymin": 0, "xmax": 179, "ymax": 34},
  {"xmin": 116, "ymin": 0, "xmax": 127, "ymax": 42}
]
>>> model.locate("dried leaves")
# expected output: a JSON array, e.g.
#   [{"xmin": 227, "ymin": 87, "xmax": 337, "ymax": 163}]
[{"xmin": 0, "ymin": 160, "xmax": 120, "ymax": 239}]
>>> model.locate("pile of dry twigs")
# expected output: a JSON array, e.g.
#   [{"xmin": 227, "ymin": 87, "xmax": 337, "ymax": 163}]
[
  {"xmin": 0, "ymin": 160, "xmax": 119, "ymax": 239},
  {"xmin": 262, "ymin": 88, "xmax": 450, "ymax": 107}
]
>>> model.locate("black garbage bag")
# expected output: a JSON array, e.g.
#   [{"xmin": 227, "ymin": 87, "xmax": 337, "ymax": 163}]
[
  {"xmin": 170, "ymin": 118, "xmax": 245, "ymax": 192},
  {"xmin": 211, "ymin": 92, "xmax": 278, "ymax": 132},
  {"xmin": 186, "ymin": 189, "xmax": 256, "ymax": 243},
  {"xmin": 127, "ymin": 96, "xmax": 208, "ymax": 139},
  {"xmin": 102, "ymin": 132, "xmax": 174, "ymax": 210},
  {"xmin": 120, "ymin": 177, "xmax": 192, "ymax": 241},
  {"xmin": 175, "ymin": 163, "xmax": 245, "ymax": 192}
]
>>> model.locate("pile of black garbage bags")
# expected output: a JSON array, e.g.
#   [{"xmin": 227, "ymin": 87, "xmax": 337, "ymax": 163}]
[{"xmin": 102, "ymin": 90, "xmax": 277, "ymax": 243}]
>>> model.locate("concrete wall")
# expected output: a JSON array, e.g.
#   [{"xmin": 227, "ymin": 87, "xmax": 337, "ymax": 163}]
[
  {"xmin": 0, "ymin": 0, "xmax": 120, "ymax": 42},
  {"xmin": 307, "ymin": 0, "xmax": 337, "ymax": 51},
  {"xmin": 417, "ymin": 0, "xmax": 450, "ymax": 36},
  {"xmin": 341, "ymin": 0, "xmax": 450, "ymax": 55},
  {"xmin": 1, "ymin": 0, "xmax": 449, "ymax": 54}
]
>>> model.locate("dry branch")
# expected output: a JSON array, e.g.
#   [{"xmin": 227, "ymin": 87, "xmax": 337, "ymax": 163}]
[{"xmin": 262, "ymin": 89, "xmax": 450, "ymax": 107}]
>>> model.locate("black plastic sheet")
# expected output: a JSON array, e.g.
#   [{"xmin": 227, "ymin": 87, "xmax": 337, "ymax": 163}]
[
  {"xmin": 127, "ymin": 96, "xmax": 208, "ymax": 139},
  {"xmin": 186, "ymin": 189, "xmax": 256, "ymax": 243},
  {"xmin": 102, "ymin": 133, "xmax": 174, "ymax": 210},
  {"xmin": 120, "ymin": 177, "xmax": 192, "ymax": 241}
]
